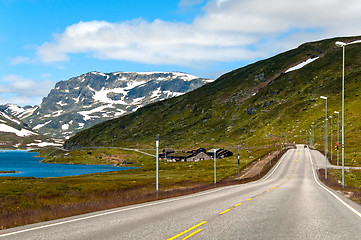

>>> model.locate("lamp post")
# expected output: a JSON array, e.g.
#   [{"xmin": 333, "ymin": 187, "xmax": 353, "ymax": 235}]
[
  {"xmin": 334, "ymin": 40, "xmax": 361, "ymax": 186},
  {"xmin": 334, "ymin": 111, "xmax": 340, "ymax": 167},
  {"xmin": 336, "ymin": 41, "xmax": 346, "ymax": 187},
  {"xmin": 335, "ymin": 40, "xmax": 361, "ymax": 187},
  {"xmin": 320, "ymin": 96, "xmax": 328, "ymax": 179}
]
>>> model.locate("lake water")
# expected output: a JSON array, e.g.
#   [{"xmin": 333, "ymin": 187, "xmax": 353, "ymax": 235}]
[{"xmin": 0, "ymin": 150, "xmax": 136, "ymax": 178}]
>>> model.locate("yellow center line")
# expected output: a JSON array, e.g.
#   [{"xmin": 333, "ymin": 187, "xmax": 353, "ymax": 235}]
[
  {"xmin": 167, "ymin": 221, "xmax": 207, "ymax": 240},
  {"xmin": 182, "ymin": 229, "xmax": 203, "ymax": 240},
  {"xmin": 170, "ymin": 148, "xmax": 302, "ymax": 240},
  {"xmin": 219, "ymin": 208, "xmax": 232, "ymax": 215}
]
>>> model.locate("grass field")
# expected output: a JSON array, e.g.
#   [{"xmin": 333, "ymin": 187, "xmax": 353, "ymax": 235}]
[
  {"xmin": 319, "ymin": 169, "xmax": 361, "ymax": 204},
  {"xmin": 0, "ymin": 145, "xmax": 283, "ymax": 229}
]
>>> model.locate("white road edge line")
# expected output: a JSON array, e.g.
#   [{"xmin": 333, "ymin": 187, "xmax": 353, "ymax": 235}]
[
  {"xmin": 263, "ymin": 149, "xmax": 290, "ymax": 180},
  {"xmin": 0, "ymin": 181, "xmax": 240, "ymax": 237},
  {"xmin": 0, "ymin": 149, "xmax": 291, "ymax": 238},
  {"xmin": 307, "ymin": 147, "xmax": 361, "ymax": 218}
]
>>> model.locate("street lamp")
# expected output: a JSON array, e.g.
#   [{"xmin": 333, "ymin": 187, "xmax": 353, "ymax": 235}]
[
  {"xmin": 335, "ymin": 40, "xmax": 361, "ymax": 187},
  {"xmin": 334, "ymin": 111, "xmax": 340, "ymax": 167},
  {"xmin": 320, "ymin": 96, "xmax": 328, "ymax": 179},
  {"xmin": 336, "ymin": 41, "xmax": 346, "ymax": 187}
]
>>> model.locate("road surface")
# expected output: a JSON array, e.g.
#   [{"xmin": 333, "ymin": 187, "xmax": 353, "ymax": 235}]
[{"xmin": 1, "ymin": 145, "xmax": 360, "ymax": 239}]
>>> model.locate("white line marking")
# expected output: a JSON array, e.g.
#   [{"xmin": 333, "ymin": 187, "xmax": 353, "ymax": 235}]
[
  {"xmin": 0, "ymin": 182, "xmax": 240, "ymax": 237},
  {"xmin": 307, "ymin": 147, "xmax": 361, "ymax": 218},
  {"xmin": 263, "ymin": 149, "xmax": 290, "ymax": 180},
  {"xmin": 1, "ymin": 150, "xmax": 293, "ymax": 237}
]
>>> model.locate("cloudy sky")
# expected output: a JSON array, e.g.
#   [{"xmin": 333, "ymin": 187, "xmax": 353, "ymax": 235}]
[{"xmin": 1, "ymin": 0, "xmax": 361, "ymax": 105}]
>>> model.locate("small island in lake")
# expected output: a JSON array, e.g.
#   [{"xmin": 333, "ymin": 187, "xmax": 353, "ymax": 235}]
[{"xmin": 0, "ymin": 170, "xmax": 20, "ymax": 173}]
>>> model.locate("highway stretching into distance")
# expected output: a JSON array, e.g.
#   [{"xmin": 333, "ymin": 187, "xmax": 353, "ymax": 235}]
[{"xmin": 1, "ymin": 145, "xmax": 360, "ymax": 239}]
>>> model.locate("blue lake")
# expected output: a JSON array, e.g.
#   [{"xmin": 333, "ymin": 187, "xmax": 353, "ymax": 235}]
[{"xmin": 0, "ymin": 150, "xmax": 136, "ymax": 178}]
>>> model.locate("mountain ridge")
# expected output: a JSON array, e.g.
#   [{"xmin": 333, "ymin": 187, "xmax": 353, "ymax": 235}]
[
  {"xmin": 63, "ymin": 36, "xmax": 361, "ymax": 168},
  {"xmin": 2, "ymin": 71, "xmax": 212, "ymax": 139}
]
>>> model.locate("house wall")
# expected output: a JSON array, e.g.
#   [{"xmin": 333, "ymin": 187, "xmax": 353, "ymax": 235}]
[{"xmin": 187, "ymin": 152, "xmax": 212, "ymax": 162}]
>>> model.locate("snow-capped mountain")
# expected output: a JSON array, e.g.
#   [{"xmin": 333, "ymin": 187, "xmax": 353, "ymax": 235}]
[
  {"xmin": 12, "ymin": 71, "xmax": 212, "ymax": 139},
  {"xmin": 0, "ymin": 109, "xmax": 62, "ymax": 149},
  {"xmin": 1, "ymin": 104, "xmax": 38, "ymax": 119},
  {"xmin": 0, "ymin": 110, "xmax": 35, "ymax": 137}
]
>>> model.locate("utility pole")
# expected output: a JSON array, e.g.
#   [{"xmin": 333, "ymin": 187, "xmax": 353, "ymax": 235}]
[
  {"xmin": 330, "ymin": 116, "xmax": 333, "ymax": 164},
  {"xmin": 320, "ymin": 96, "xmax": 328, "ymax": 179},
  {"xmin": 214, "ymin": 146, "xmax": 217, "ymax": 185},
  {"xmin": 237, "ymin": 145, "xmax": 240, "ymax": 181},
  {"xmin": 156, "ymin": 134, "xmax": 159, "ymax": 194},
  {"xmin": 334, "ymin": 111, "xmax": 340, "ymax": 166}
]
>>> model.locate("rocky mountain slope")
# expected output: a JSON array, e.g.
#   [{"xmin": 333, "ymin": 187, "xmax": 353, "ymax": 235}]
[
  {"xmin": 64, "ymin": 36, "xmax": 361, "ymax": 167},
  {"xmin": 0, "ymin": 109, "xmax": 61, "ymax": 149},
  {"xmin": 2, "ymin": 72, "xmax": 212, "ymax": 139}
]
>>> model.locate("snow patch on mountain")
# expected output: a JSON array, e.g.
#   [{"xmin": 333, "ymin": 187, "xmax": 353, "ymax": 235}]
[
  {"xmin": 34, "ymin": 120, "xmax": 52, "ymax": 130},
  {"xmin": 27, "ymin": 142, "xmax": 62, "ymax": 147},
  {"xmin": 93, "ymin": 87, "xmax": 128, "ymax": 105},
  {"xmin": 285, "ymin": 57, "xmax": 319, "ymax": 73},
  {"xmin": 0, "ymin": 124, "xmax": 37, "ymax": 137}
]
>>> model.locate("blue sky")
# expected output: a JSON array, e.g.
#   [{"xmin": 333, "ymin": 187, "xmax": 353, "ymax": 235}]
[{"xmin": 1, "ymin": 0, "xmax": 361, "ymax": 106}]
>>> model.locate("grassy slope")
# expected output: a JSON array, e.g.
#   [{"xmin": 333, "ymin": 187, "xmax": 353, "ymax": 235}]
[
  {"xmin": 0, "ymin": 146, "xmax": 279, "ymax": 228},
  {"xmin": 65, "ymin": 36, "xmax": 361, "ymax": 166},
  {"xmin": 319, "ymin": 169, "xmax": 361, "ymax": 204}
]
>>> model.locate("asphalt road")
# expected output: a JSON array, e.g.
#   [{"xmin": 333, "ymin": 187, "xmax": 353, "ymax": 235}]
[{"xmin": 1, "ymin": 145, "xmax": 360, "ymax": 239}]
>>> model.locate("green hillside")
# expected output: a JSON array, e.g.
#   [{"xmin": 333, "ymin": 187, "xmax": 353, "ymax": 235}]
[{"xmin": 65, "ymin": 36, "xmax": 361, "ymax": 166}]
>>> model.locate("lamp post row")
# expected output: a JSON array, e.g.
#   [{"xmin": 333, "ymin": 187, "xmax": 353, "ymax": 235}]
[
  {"xmin": 153, "ymin": 40, "xmax": 356, "ymax": 193},
  {"xmin": 318, "ymin": 40, "xmax": 356, "ymax": 187}
]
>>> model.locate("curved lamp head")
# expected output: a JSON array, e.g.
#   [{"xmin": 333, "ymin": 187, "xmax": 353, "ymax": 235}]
[
  {"xmin": 320, "ymin": 96, "xmax": 327, "ymax": 100},
  {"xmin": 335, "ymin": 41, "xmax": 346, "ymax": 47}
]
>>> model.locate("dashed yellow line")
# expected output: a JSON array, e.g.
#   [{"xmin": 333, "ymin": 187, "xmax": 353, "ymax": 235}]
[
  {"xmin": 169, "ymin": 149, "xmax": 302, "ymax": 239},
  {"xmin": 167, "ymin": 221, "xmax": 207, "ymax": 240},
  {"xmin": 181, "ymin": 229, "xmax": 203, "ymax": 240},
  {"xmin": 219, "ymin": 208, "xmax": 233, "ymax": 215}
]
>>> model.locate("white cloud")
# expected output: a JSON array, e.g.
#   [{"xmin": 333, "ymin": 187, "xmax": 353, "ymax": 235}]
[
  {"xmin": 36, "ymin": 0, "xmax": 361, "ymax": 67},
  {"xmin": 0, "ymin": 75, "xmax": 55, "ymax": 105},
  {"xmin": 10, "ymin": 56, "xmax": 35, "ymax": 65}
]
